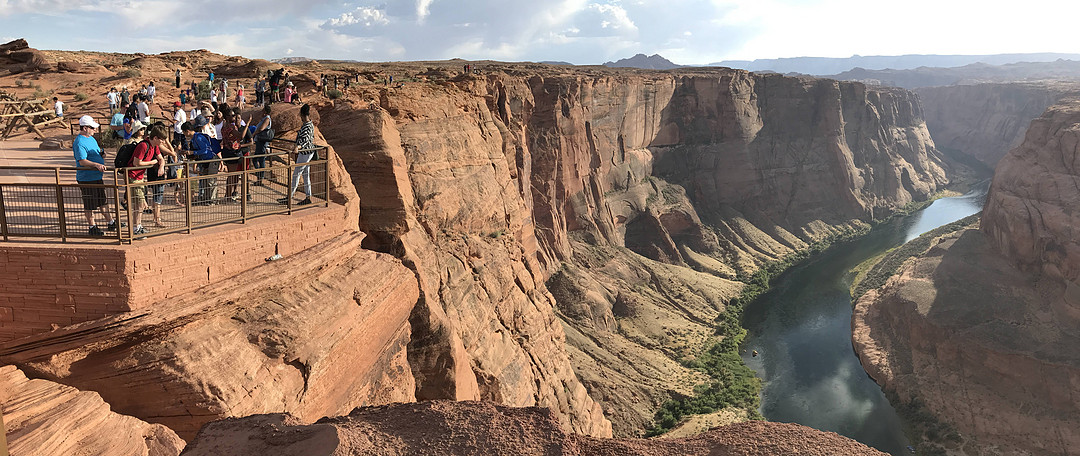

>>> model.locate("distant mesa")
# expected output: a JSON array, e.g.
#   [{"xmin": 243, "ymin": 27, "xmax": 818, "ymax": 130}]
[
  {"xmin": 539, "ymin": 61, "xmax": 575, "ymax": 66},
  {"xmin": 272, "ymin": 56, "xmax": 315, "ymax": 64},
  {"xmin": 603, "ymin": 53, "xmax": 680, "ymax": 70},
  {"xmin": 714, "ymin": 52, "xmax": 1080, "ymax": 76}
]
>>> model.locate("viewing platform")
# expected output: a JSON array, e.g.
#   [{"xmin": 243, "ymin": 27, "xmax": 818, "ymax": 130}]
[{"xmin": 0, "ymin": 138, "xmax": 353, "ymax": 342}]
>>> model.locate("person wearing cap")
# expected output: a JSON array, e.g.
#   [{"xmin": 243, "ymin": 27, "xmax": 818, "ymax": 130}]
[
  {"xmin": 73, "ymin": 115, "xmax": 116, "ymax": 236},
  {"xmin": 126, "ymin": 125, "xmax": 165, "ymax": 236}
]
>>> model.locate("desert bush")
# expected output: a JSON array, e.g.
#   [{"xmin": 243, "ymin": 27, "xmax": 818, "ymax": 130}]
[
  {"xmin": 196, "ymin": 80, "xmax": 210, "ymax": 100},
  {"xmin": 119, "ymin": 68, "xmax": 141, "ymax": 79},
  {"xmin": 14, "ymin": 79, "xmax": 25, "ymax": 87},
  {"xmin": 73, "ymin": 92, "xmax": 88, "ymax": 102},
  {"xmin": 327, "ymin": 89, "xmax": 344, "ymax": 99}
]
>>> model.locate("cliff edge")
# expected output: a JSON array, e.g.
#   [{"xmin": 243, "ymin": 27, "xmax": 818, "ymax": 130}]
[{"xmin": 853, "ymin": 97, "xmax": 1080, "ymax": 455}]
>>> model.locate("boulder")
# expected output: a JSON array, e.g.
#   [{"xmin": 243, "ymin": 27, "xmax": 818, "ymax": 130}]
[
  {"xmin": 0, "ymin": 38, "xmax": 29, "ymax": 55},
  {"xmin": 57, "ymin": 61, "xmax": 83, "ymax": 73},
  {"xmin": 1, "ymin": 365, "xmax": 185, "ymax": 456},
  {"xmin": 39, "ymin": 136, "xmax": 73, "ymax": 150}
]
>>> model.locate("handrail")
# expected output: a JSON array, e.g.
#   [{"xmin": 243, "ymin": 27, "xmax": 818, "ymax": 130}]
[{"xmin": 0, "ymin": 143, "xmax": 332, "ymax": 244}]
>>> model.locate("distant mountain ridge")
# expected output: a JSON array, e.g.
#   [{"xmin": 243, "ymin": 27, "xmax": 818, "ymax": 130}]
[
  {"xmin": 713, "ymin": 53, "xmax": 1080, "ymax": 76},
  {"xmin": 272, "ymin": 56, "xmax": 314, "ymax": 64},
  {"xmin": 603, "ymin": 53, "xmax": 680, "ymax": 70},
  {"xmin": 827, "ymin": 59, "xmax": 1080, "ymax": 89}
]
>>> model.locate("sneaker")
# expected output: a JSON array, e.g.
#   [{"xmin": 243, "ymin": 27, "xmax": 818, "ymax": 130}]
[
  {"xmin": 133, "ymin": 226, "xmax": 149, "ymax": 240},
  {"xmin": 298, "ymin": 197, "xmax": 312, "ymax": 205},
  {"xmin": 88, "ymin": 226, "xmax": 105, "ymax": 236},
  {"xmin": 277, "ymin": 197, "xmax": 290, "ymax": 205},
  {"xmin": 105, "ymin": 220, "xmax": 119, "ymax": 231}
]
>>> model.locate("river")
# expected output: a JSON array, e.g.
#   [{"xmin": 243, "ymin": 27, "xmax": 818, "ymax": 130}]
[{"xmin": 739, "ymin": 185, "xmax": 988, "ymax": 455}]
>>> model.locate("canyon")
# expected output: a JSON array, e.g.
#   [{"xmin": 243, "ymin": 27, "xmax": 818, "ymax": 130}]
[
  {"xmin": 2, "ymin": 38, "xmax": 1075, "ymax": 454},
  {"xmin": 853, "ymin": 97, "xmax": 1080, "ymax": 455}
]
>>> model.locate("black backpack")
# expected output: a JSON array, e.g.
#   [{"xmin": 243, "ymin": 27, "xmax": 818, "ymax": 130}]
[
  {"xmin": 114, "ymin": 142, "xmax": 137, "ymax": 169},
  {"xmin": 124, "ymin": 103, "xmax": 138, "ymax": 121}
]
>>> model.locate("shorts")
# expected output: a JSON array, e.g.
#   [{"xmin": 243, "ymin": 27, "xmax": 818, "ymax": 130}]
[
  {"xmin": 130, "ymin": 179, "xmax": 147, "ymax": 204},
  {"xmin": 150, "ymin": 184, "xmax": 165, "ymax": 204},
  {"xmin": 78, "ymin": 180, "xmax": 107, "ymax": 210}
]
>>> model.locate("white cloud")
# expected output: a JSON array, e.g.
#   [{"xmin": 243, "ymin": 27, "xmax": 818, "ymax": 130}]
[
  {"xmin": 325, "ymin": 7, "xmax": 389, "ymax": 27},
  {"xmin": 416, "ymin": 0, "xmax": 434, "ymax": 23},
  {"xmin": 590, "ymin": 3, "xmax": 636, "ymax": 31},
  {"xmin": 284, "ymin": 48, "xmax": 294, "ymax": 55}
]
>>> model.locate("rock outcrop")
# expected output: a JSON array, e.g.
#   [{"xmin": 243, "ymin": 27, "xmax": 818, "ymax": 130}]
[
  {"xmin": 180, "ymin": 400, "xmax": 888, "ymax": 456},
  {"xmin": 1, "ymin": 364, "xmax": 185, "ymax": 456},
  {"xmin": 917, "ymin": 83, "xmax": 1077, "ymax": 167},
  {"xmin": 0, "ymin": 233, "xmax": 420, "ymax": 440},
  {"xmin": 853, "ymin": 97, "xmax": 1080, "ymax": 455},
  {"xmin": 323, "ymin": 66, "xmax": 953, "ymax": 436}
]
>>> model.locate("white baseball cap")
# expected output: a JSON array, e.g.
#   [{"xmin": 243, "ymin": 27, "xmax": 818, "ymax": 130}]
[{"xmin": 78, "ymin": 115, "xmax": 99, "ymax": 129}]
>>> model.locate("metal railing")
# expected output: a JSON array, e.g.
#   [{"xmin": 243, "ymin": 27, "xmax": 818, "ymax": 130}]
[{"xmin": 0, "ymin": 144, "xmax": 331, "ymax": 243}]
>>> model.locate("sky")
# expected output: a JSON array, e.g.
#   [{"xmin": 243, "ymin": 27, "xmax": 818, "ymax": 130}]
[{"xmin": 1, "ymin": 0, "xmax": 1078, "ymax": 65}]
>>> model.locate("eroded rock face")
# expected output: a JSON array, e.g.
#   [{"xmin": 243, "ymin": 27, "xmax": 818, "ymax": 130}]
[
  {"xmin": 854, "ymin": 98, "xmax": 1080, "ymax": 455},
  {"xmin": 0, "ymin": 233, "xmax": 419, "ymax": 441},
  {"xmin": 983, "ymin": 98, "xmax": 1080, "ymax": 288},
  {"xmin": 1, "ymin": 364, "xmax": 185, "ymax": 456},
  {"xmin": 322, "ymin": 67, "xmax": 953, "ymax": 437},
  {"xmin": 917, "ymin": 83, "xmax": 1075, "ymax": 167},
  {"xmin": 180, "ymin": 401, "xmax": 888, "ymax": 456}
]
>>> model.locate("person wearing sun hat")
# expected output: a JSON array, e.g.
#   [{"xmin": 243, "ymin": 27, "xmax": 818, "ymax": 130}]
[{"xmin": 72, "ymin": 115, "xmax": 116, "ymax": 236}]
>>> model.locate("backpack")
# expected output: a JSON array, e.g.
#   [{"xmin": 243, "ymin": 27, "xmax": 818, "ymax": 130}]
[
  {"xmin": 124, "ymin": 103, "xmax": 138, "ymax": 121},
  {"xmin": 114, "ymin": 142, "xmax": 138, "ymax": 169}
]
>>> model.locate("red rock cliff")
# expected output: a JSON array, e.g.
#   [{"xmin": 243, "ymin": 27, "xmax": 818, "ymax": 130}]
[
  {"xmin": 324, "ymin": 66, "xmax": 953, "ymax": 436},
  {"xmin": 853, "ymin": 97, "xmax": 1080, "ymax": 455}
]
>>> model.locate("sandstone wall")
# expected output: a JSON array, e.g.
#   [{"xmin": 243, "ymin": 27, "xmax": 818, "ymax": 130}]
[
  {"xmin": 1, "ymin": 364, "xmax": 185, "ymax": 456},
  {"xmin": 0, "ymin": 233, "xmax": 419, "ymax": 441},
  {"xmin": 917, "ymin": 83, "xmax": 1074, "ymax": 167},
  {"xmin": 0, "ymin": 205, "xmax": 350, "ymax": 343},
  {"xmin": 323, "ymin": 67, "xmax": 954, "ymax": 437},
  {"xmin": 853, "ymin": 97, "xmax": 1080, "ymax": 455}
]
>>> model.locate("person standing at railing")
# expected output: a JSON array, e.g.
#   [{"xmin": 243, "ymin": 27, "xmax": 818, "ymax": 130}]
[
  {"xmin": 144, "ymin": 126, "xmax": 173, "ymax": 228},
  {"xmin": 126, "ymin": 126, "xmax": 166, "ymax": 237},
  {"xmin": 73, "ymin": 115, "xmax": 117, "ymax": 236},
  {"xmin": 279, "ymin": 104, "xmax": 315, "ymax": 205},
  {"xmin": 251, "ymin": 104, "xmax": 273, "ymax": 187},
  {"xmin": 186, "ymin": 116, "xmax": 224, "ymax": 205},
  {"xmin": 172, "ymin": 102, "xmax": 187, "ymax": 150},
  {"xmin": 221, "ymin": 110, "xmax": 246, "ymax": 202}
]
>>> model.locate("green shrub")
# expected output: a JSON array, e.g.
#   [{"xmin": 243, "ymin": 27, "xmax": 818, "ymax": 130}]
[
  {"xmin": 327, "ymin": 89, "xmax": 344, "ymax": 100},
  {"xmin": 73, "ymin": 92, "xmax": 88, "ymax": 102},
  {"xmin": 14, "ymin": 79, "xmax": 25, "ymax": 87},
  {"xmin": 196, "ymin": 80, "xmax": 210, "ymax": 100},
  {"xmin": 119, "ymin": 68, "xmax": 142, "ymax": 79}
]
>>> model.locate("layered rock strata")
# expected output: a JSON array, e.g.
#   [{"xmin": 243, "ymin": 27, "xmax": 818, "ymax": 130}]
[
  {"xmin": 325, "ymin": 67, "xmax": 952, "ymax": 436},
  {"xmin": 0, "ymin": 233, "xmax": 420, "ymax": 441},
  {"xmin": 180, "ymin": 400, "xmax": 888, "ymax": 456},
  {"xmin": 853, "ymin": 98, "xmax": 1080, "ymax": 455},
  {"xmin": 917, "ymin": 83, "xmax": 1076, "ymax": 167},
  {"xmin": 1, "ymin": 364, "xmax": 185, "ymax": 456}
]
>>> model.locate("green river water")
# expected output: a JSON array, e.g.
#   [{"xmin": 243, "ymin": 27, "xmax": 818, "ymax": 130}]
[{"xmin": 740, "ymin": 184, "xmax": 988, "ymax": 455}]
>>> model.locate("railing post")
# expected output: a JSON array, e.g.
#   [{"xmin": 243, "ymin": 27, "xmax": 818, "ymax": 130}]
[
  {"xmin": 324, "ymin": 146, "xmax": 331, "ymax": 207},
  {"xmin": 124, "ymin": 171, "xmax": 132, "ymax": 241},
  {"xmin": 185, "ymin": 162, "xmax": 193, "ymax": 234},
  {"xmin": 112, "ymin": 170, "xmax": 122, "ymax": 244},
  {"xmin": 55, "ymin": 169, "xmax": 67, "ymax": 242},
  {"xmin": 240, "ymin": 159, "xmax": 247, "ymax": 223},
  {"xmin": 0, "ymin": 185, "xmax": 9, "ymax": 241}
]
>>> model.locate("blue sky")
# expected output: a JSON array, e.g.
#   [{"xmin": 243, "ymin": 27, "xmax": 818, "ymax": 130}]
[{"xmin": 1, "ymin": 0, "xmax": 1077, "ymax": 64}]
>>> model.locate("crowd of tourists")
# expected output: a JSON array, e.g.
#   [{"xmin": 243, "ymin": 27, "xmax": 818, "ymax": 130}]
[{"xmin": 72, "ymin": 69, "xmax": 319, "ymax": 238}]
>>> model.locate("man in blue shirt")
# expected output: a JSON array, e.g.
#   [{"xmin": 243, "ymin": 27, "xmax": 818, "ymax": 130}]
[
  {"xmin": 109, "ymin": 101, "xmax": 128, "ymax": 139},
  {"xmin": 73, "ymin": 115, "xmax": 116, "ymax": 236}
]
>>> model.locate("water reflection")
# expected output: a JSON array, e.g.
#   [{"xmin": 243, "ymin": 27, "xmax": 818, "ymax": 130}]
[{"xmin": 740, "ymin": 184, "xmax": 987, "ymax": 455}]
